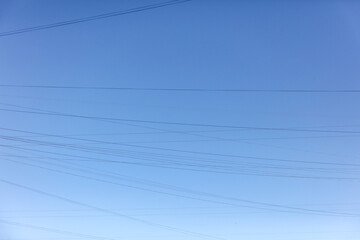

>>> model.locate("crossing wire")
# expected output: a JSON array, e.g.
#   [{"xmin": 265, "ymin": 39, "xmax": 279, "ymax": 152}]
[
  {"xmin": 0, "ymin": 178, "xmax": 225, "ymax": 240},
  {"xmin": 0, "ymin": 219, "xmax": 118, "ymax": 240},
  {"xmin": 1, "ymin": 108, "xmax": 360, "ymax": 134},
  {"xmin": 3, "ymin": 156, "xmax": 359, "ymax": 217},
  {"xmin": 1, "ymin": 127, "xmax": 359, "ymax": 167},
  {"xmin": 0, "ymin": 0, "xmax": 191, "ymax": 37}
]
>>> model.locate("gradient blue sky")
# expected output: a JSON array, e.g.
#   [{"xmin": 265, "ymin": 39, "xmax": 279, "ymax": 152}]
[{"xmin": 0, "ymin": 1, "xmax": 360, "ymax": 239}]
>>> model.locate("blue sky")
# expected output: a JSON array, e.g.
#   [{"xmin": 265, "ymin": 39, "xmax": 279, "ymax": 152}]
[{"xmin": 0, "ymin": 1, "xmax": 360, "ymax": 239}]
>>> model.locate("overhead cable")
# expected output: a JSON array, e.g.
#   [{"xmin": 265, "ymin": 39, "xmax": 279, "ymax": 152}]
[{"xmin": 0, "ymin": 0, "xmax": 190, "ymax": 37}]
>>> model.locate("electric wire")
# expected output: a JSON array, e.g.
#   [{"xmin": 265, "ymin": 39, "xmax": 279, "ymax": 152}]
[
  {"xmin": 1, "ymin": 127, "xmax": 359, "ymax": 168},
  {"xmin": 2, "ymin": 135, "xmax": 359, "ymax": 177},
  {"xmin": 3, "ymin": 156, "xmax": 358, "ymax": 217},
  {"xmin": 0, "ymin": 178, "xmax": 225, "ymax": 240},
  {"xmin": 2, "ymin": 135, "xmax": 360, "ymax": 181},
  {"xmin": 0, "ymin": 219, "xmax": 119, "ymax": 240},
  {"xmin": 1, "ymin": 84, "xmax": 360, "ymax": 93},
  {"xmin": 4, "ymin": 143, "xmax": 358, "ymax": 180},
  {"xmin": 0, "ymin": 0, "xmax": 191, "ymax": 37},
  {"xmin": 2, "ymin": 107, "xmax": 360, "ymax": 134},
  {"xmin": 3, "ymin": 102, "xmax": 359, "ymax": 163}
]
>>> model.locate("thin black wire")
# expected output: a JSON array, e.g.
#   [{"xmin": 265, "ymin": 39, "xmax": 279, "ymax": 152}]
[
  {"xmin": 1, "ymin": 141, "xmax": 359, "ymax": 181},
  {"xmin": 2, "ymin": 134, "xmax": 360, "ymax": 181},
  {"xmin": 0, "ymin": 212, "xmax": 270, "ymax": 218},
  {"xmin": 4, "ymin": 102, "xmax": 360, "ymax": 159},
  {"xmin": 0, "ymin": 178, "xmax": 225, "ymax": 240},
  {"xmin": 0, "ymin": 219, "xmax": 119, "ymax": 240},
  {"xmin": 3, "ymin": 201, "xmax": 358, "ymax": 212},
  {"xmin": 1, "ymin": 108, "xmax": 358, "ymax": 179},
  {"xmin": 1, "ymin": 108, "xmax": 360, "ymax": 134},
  {"xmin": 3, "ymin": 210, "xmax": 357, "ymax": 218},
  {"xmin": 3, "ymin": 101, "xmax": 359, "ymax": 168},
  {"xmin": 0, "ymin": 85, "xmax": 360, "ymax": 92},
  {"xmin": 2, "ymin": 146, "xmax": 359, "ymax": 185},
  {"xmin": 3, "ymin": 156, "xmax": 358, "ymax": 217},
  {"xmin": 2, "ymin": 135, "xmax": 358, "ymax": 176},
  {"xmin": 5, "ymin": 152, "xmax": 358, "ymax": 183},
  {"xmin": 2, "ymin": 158, "xmax": 296, "ymax": 214},
  {"xmin": 12, "ymin": 132, "xmax": 360, "ymax": 141},
  {"xmin": 0, "ymin": 0, "xmax": 191, "ymax": 37},
  {"xmin": 1, "ymin": 127, "xmax": 359, "ymax": 167},
  {"xmin": 2, "ymin": 102, "xmax": 359, "ymax": 163},
  {"xmin": 0, "ymin": 145, "xmax": 339, "ymax": 180}
]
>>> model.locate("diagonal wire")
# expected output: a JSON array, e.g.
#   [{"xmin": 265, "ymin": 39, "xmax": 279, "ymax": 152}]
[
  {"xmin": 0, "ymin": 0, "xmax": 191, "ymax": 37},
  {"xmin": 0, "ymin": 178, "xmax": 225, "ymax": 240}
]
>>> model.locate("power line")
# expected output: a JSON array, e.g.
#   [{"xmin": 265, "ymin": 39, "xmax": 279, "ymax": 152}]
[
  {"xmin": 1, "ymin": 127, "xmax": 359, "ymax": 168},
  {"xmin": 0, "ymin": 0, "xmax": 190, "ymax": 37},
  {"xmin": 0, "ymin": 178, "xmax": 224, "ymax": 240},
  {"xmin": 3, "ymin": 101, "xmax": 360, "ymax": 164},
  {"xmin": 1, "ymin": 108, "xmax": 360, "ymax": 134},
  {"xmin": 2, "ymin": 158, "xmax": 298, "ymax": 214},
  {"xmin": 1, "ymin": 139, "xmax": 359, "ymax": 181},
  {"xmin": 2, "ymin": 102, "xmax": 359, "ymax": 163},
  {"xmin": 4, "ymin": 156, "xmax": 359, "ymax": 217},
  {"xmin": 0, "ymin": 219, "xmax": 119, "ymax": 240},
  {"xmin": 0, "ymin": 84, "xmax": 360, "ymax": 92},
  {"xmin": 1, "ymin": 127, "xmax": 359, "ymax": 169},
  {"xmin": 4, "ymin": 102, "xmax": 360, "ymax": 143},
  {"xmin": 2, "ymin": 202, "xmax": 358, "ymax": 213},
  {"xmin": 1, "ymin": 107, "xmax": 358, "ymax": 178}
]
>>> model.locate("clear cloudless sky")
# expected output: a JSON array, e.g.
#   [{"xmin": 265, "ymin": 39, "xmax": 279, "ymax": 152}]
[{"xmin": 0, "ymin": 0, "xmax": 360, "ymax": 239}]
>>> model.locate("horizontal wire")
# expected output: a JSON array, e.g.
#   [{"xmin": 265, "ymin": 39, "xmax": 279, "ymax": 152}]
[
  {"xmin": 2, "ymin": 140, "xmax": 360, "ymax": 181},
  {"xmin": 2, "ymin": 137, "xmax": 360, "ymax": 180},
  {"xmin": 2, "ymin": 136, "xmax": 358, "ymax": 175},
  {"xmin": 2, "ymin": 108, "xmax": 360, "ymax": 134},
  {"xmin": 1, "ymin": 127, "xmax": 358, "ymax": 167},
  {"xmin": 1, "ymin": 85, "xmax": 360, "ymax": 93},
  {"xmin": 3, "ymin": 156, "xmax": 358, "ymax": 217}
]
